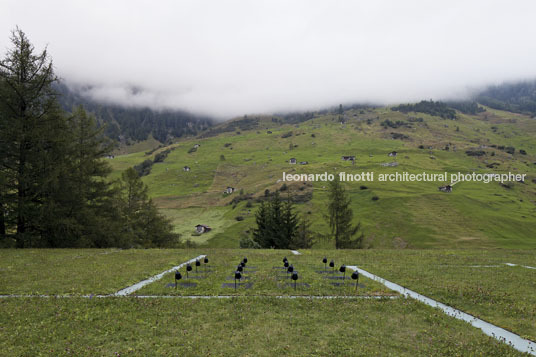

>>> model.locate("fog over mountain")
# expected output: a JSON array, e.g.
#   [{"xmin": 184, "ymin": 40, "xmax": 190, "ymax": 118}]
[{"xmin": 2, "ymin": 0, "xmax": 536, "ymax": 118}]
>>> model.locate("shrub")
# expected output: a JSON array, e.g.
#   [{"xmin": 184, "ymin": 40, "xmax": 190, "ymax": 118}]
[
  {"xmin": 505, "ymin": 146, "xmax": 515, "ymax": 155},
  {"xmin": 281, "ymin": 131, "xmax": 293, "ymax": 138},
  {"xmin": 239, "ymin": 235, "xmax": 261, "ymax": 249},
  {"xmin": 465, "ymin": 150, "xmax": 486, "ymax": 157}
]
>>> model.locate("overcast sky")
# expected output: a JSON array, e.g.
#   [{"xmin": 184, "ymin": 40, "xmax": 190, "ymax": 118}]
[{"xmin": 1, "ymin": 0, "xmax": 536, "ymax": 118}]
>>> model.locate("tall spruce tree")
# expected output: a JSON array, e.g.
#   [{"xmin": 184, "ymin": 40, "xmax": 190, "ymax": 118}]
[
  {"xmin": 41, "ymin": 106, "xmax": 124, "ymax": 247},
  {"xmin": 0, "ymin": 28, "xmax": 179, "ymax": 248},
  {"xmin": 290, "ymin": 216, "xmax": 315, "ymax": 249},
  {"xmin": 280, "ymin": 195, "xmax": 299, "ymax": 248},
  {"xmin": 252, "ymin": 192, "xmax": 300, "ymax": 249},
  {"xmin": 118, "ymin": 168, "xmax": 178, "ymax": 247},
  {"xmin": 252, "ymin": 201, "xmax": 270, "ymax": 247},
  {"xmin": 0, "ymin": 28, "xmax": 67, "ymax": 247},
  {"xmin": 326, "ymin": 176, "xmax": 364, "ymax": 249}
]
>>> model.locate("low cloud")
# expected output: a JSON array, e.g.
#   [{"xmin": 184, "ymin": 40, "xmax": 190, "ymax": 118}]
[{"xmin": 2, "ymin": 0, "xmax": 536, "ymax": 119}]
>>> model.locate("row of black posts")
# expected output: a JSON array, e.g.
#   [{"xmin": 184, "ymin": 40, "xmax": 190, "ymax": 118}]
[
  {"xmin": 283, "ymin": 256, "xmax": 299, "ymax": 290},
  {"xmin": 322, "ymin": 256, "xmax": 360, "ymax": 290},
  {"xmin": 174, "ymin": 256, "xmax": 209, "ymax": 288},
  {"xmin": 173, "ymin": 255, "xmax": 359, "ymax": 290},
  {"xmin": 234, "ymin": 257, "xmax": 248, "ymax": 290}
]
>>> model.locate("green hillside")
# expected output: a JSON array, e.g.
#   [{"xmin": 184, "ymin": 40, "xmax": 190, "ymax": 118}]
[{"xmin": 108, "ymin": 105, "xmax": 536, "ymax": 249}]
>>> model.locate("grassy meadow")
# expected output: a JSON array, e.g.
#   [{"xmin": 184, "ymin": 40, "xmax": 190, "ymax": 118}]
[
  {"xmin": 107, "ymin": 105, "xmax": 536, "ymax": 249},
  {"xmin": 1, "ymin": 248, "xmax": 534, "ymax": 356}
]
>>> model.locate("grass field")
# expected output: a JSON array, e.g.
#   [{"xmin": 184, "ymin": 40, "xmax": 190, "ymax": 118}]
[
  {"xmin": 0, "ymin": 249, "xmax": 201, "ymax": 295},
  {"xmin": 1, "ymin": 249, "xmax": 534, "ymax": 356},
  {"xmin": 0, "ymin": 297, "xmax": 525, "ymax": 356},
  {"xmin": 135, "ymin": 249, "xmax": 393, "ymax": 297},
  {"xmin": 107, "ymin": 105, "xmax": 536, "ymax": 249}
]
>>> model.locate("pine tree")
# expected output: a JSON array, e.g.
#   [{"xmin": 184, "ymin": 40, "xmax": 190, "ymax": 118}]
[
  {"xmin": 252, "ymin": 201, "xmax": 271, "ymax": 247},
  {"xmin": 327, "ymin": 176, "xmax": 364, "ymax": 249},
  {"xmin": 42, "ymin": 106, "xmax": 122, "ymax": 247},
  {"xmin": 0, "ymin": 28, "xmax": 179, "ymax": 248},
  {"xmin": 118, "ymin": 167, "xmax": 178, "ymax": 247},
  {"xmin": 280, "ymin": 195, "xmax": 299, "ymax": 248},
  {"xmin": 252, "ymin": 193, "xmax": 300, "ymax": 249},
  {"xmin": 290, "ymin": 216, "xmax": 315, "ymax": 249},
  {"xmin": 0, "ymin": 28, "xmax": 67, "ymax": 247}
]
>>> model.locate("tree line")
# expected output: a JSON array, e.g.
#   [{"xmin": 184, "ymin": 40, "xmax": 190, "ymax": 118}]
[
  {"xmin": 0, "ymin": 29, "xmax": 178, "ymax": 248},
  {"xmin": 55, "ymin": 83, "xmax": 213, "ymax": 143},
  {"xmin": 244, "ymin": 177, "xmax": 364, "ymax": 249},
  {"xmin": 476, "ymin": 81, "xmax": 536, "ymax": 117},
  {"xmin": 391, "ymin": 100, "xmax": 457, "ymax": 120}
]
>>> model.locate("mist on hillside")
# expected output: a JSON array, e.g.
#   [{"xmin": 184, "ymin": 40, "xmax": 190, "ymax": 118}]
[{"xmin": 2, "ymin": 0, "xmax": 536, "ymax": 118}]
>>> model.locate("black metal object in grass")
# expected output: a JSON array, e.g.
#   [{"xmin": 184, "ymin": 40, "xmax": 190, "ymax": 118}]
[
  {"xmin": 186, "ymin": 263, "xmax": 192, "ymax": 278},
  {"xmin": 291, "ymin": 271, "xmax": 298, "ymax": 290},
  {"xmin": 329, "ymin": 260, "xmax": 335, "ymax": 272},
  {"xmin": 234, "ymin": 271, "xmax": 242, "ymax": 290},
  {"xmin": 284, "ymin": 260, "xmax": 289, "ymax": 268},
  {"xmin": 174, "ymin": 271, "xmax": 182, "ymax": 289},
  {"xmin": 351, "ymin": 270, "xmax": 359, "ymax": 290},
  {"xmin": 322, "ymin": 257, "xmax": 327, "ymax": 270},
  {"xmin": 195, "ymin": 259, "xmax": 201, "ymax": 273},
  {"xmin": 287, "ymin": 264, "xmax": 294, "ymax": 279},
  {"xmin": 339, "ymin": 264, "xmax": 346, "ymax": 279},
  {"xmin": 204, "ymin": 257, "xmax": 209, "ymax": 272},
  {"xmin": 243, "ymin": 257, "xmax": 248, "ymax": 264},
  {"xmin": 237, "ymin": 264, "xmax": 243, "ymax": 273},
  {"xmin": 283, "ymin": 257, "xmax": 288, "ymax": 264}
]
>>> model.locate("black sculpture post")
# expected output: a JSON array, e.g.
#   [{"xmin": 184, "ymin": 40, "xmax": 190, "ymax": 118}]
[
  {"xmin": 186, "ymin": 263, "xmax": 192, "ymax": 279},
  {"xmin": 339, "ymin": 264, "xmax": 346, "ymax": 280},
  {"xmin": 234, "ymin": 271, "xmax": 242, "ymax": 291},
  {"xmin": 291, "ymin": 271, "xmax": 298, "ymax": 291},
  {"xmin": 351, "ymin": 271, "xmax": 359, "ymax": 291}
]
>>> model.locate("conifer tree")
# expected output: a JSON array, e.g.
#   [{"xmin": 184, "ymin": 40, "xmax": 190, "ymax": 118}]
[
  {"xmin": 327, "ymin": 176, "xmax": 364, "ymax": 249},
  {"xmin": 290, "ymin": 216, "xmax": 315, "ymax": 249},
  {"xmin": 252, "ymin": 192, "xmax": 300, "ymax": 249},
  {"xmin": 0, "ymin": 28, "xmax": 66, "ymax": 247},
  {"xmin": 252, "ymin": 201, "xmax": 270, "ymax": 247},
  {"xmin": 118, "ymin": 168, "xmax": 178, "ymax": 247}
]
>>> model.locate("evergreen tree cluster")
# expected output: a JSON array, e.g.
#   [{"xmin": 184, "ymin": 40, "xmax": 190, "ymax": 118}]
[
  {"xmin": 445, "ymin": 101, "xmax": 485, "ymax": 115},
  {"xmin": 251, "ymin": 193, "xmax": 314, "ymax": 249},
  {"xmin": 54, "ymin": 84, "xmax": 212, "ymax": 143},
  {"xmin": 391, "ymin": 100, "xmax": 457, "ymax": 119},
  {"xmin": 0, "ymin": 29, "xmax": 178, "ymax": 248},
  {"xmin": 133, "ymin": 147, "xmax": 175, "ymax": 177},
  {"xmin": 326, "ymin": 177, "xmax": 364, "ymax": 249},
  {"xmin": 476, "ymin": 81, "xmax": 536, "ymax": 116},
  {"xmin": 249, "ymin": 179, "xmax": 365, "ymax": 249}
]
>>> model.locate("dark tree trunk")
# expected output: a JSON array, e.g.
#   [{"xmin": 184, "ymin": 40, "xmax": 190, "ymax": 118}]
[{"xmin": 0, "ymin": 204, "xmax": 5, "ymax": 238}]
